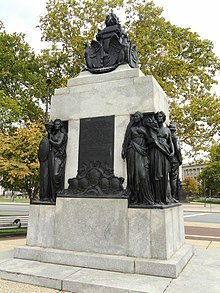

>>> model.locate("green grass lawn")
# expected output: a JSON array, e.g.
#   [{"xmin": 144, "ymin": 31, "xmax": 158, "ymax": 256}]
[
  {"xmin": 0, "ymin": 227, "xmax": 27, "ymax": 234},
  {"xmin": 188, "ymin": 197, "xmax": 220, "ymax": 204},
  {"xmin": 0, "ymin": 196, "xmax": 29, "ymax": 204}
]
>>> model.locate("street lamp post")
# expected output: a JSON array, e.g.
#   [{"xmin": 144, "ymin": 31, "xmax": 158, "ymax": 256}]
[{"xmin": 45, "ymin": 78, "xmax": 52, "ymax": 120}]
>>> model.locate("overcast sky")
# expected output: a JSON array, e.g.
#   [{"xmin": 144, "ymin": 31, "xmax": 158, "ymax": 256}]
[{"xmin": 0, "ymin": 0, "xmax": 219, "ymax": 92}]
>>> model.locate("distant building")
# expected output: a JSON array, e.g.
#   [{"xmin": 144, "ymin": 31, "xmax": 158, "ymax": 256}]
[{"xmin": 181, "ymin": 163, "xmax": 207, "ymax": 181}]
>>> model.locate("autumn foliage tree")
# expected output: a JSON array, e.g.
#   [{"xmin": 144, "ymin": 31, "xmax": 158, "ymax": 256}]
[
  {"xmin": 182, "ymin": 177, "xmax": 199, "ymax": 194},
  {"xmin": 0, "ymin": 123, "xmax": 44, "ymax": 195}
]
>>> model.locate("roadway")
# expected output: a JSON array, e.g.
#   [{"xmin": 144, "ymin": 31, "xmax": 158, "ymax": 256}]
[
  {"xmin": 184, "ymin": 211, "xmax": 220, "ymax": 224},
  {"xmin": 0, "ymin": 204, "xmax": 29, "ymax": 216},
  {"xmin": 0, "ymin": 203, "xmax": 218, "ymax": 221},
  {"xmin": 184, "ymin": 209, "xmax": 220, "ymax": 242}
]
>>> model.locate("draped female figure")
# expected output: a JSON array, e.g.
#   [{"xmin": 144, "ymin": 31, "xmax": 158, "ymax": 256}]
[
  {"xmin": 49, "ymin": 119, "xmax": 68, "ymax": 201},
  {"xmin": 122, "ymin": 112, "xmax": 154, "ymax": 205},
  {"xmin": 149, "ymin": 111, "xmax": 174, "ymax": 204}
]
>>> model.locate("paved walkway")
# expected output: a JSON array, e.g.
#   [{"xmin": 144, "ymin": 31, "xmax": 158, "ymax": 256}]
[
  {"xmin": 0, "ymin": 237, "xmax": 63, "ymax": 293},
  {"xmin": 0, "ymin": 278, "xmax": 60, "ymax": 293},
  {"xmin": 0, "ymin": 235, "xmax": 220, "ymax": 292}
]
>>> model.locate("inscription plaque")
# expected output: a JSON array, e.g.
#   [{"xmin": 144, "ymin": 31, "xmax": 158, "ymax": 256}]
[{"xmin": 78, "ymin": 116, "xmax": 114, "ymax": 170}]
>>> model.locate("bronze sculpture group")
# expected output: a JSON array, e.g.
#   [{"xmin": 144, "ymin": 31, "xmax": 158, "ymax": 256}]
[
  {"xmin": 122, "ymin": 111, "xmax": 182, "ymax": 206},
  {"xmin": 37, "ymin": 113, "xmax": 181, "ymax": 206},
  {"xmin": 36, "ymin": 12, "xmax": 182, "ymax": 207},
  {"xmin": 38, "ymin": 119, "xmax": 67, "ymax": 203}
]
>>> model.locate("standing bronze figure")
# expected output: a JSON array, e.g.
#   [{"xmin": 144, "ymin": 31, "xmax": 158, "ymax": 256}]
[
  {"xmin": 148, "ymin": 111, "xmax": 174, "ymax": 204},
  {"xmin": 49, "ymin": 119, "xmax": 68, "ymax": 201},
  {"xmin": 122, "ymin": 112, "xmax": 154, "ymax": 205},
  {"xmin": 38, "ymin": 119, "xmax": 67, "ymax": 203},
  {"xmin": 169, "ymin": 122, "xmax": 182, "ymax": 200},
  {"xmin": 38, "ymin": 122, "xmax": 53, "ymax": 201}
]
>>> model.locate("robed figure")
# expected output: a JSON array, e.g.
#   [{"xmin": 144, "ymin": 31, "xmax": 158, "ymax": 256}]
[
  {"xmin": 148, "ymin": 111, "xmax": 174, "ymax": 204},
  {"xmin": 38, "ymin": 119, "xmax": 67, "ymax": 203},
  {"xmin": 49, "ymin": 119, "xmax": 68, "ymax": 201},
  {"xmin": 38, "ymin": 122, "xmax": 53, "ymax": 201},
  {"xmin": 85, "ymin": 11, "xmax": 138, "ymax": 73},
  {"xmin": 122, "ymin": 112, "xmax": 154, "ymax": 205},
  {"xmin": 168, "ymin": 122, "xmax": 182, "ymax": 200}
]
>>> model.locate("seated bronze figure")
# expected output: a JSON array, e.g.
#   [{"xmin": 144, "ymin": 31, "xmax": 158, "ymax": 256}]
[{"xmin": 85, "ymin": 11, "xmax": 138, "ymax": 73}]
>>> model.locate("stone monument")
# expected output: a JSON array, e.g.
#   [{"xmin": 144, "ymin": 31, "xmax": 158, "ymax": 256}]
[{"xmin": 10, "ymin": 11, "xmax": 194, "ymax": 290}]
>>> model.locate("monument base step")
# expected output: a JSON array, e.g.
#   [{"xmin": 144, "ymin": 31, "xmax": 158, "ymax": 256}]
[
  {"xmin": 0, "ymin": 255, "xmax": 174, "ymax": 293},
  {"xmin": 14, "ymin": 244, "xmax": 194, "ymax": 278}
]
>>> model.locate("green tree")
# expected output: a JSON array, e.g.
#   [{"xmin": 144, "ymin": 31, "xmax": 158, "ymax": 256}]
[
  {"xmin": 0, "ymin": 24, "xmax": 50, "ymax": 133},
  {"xmin": 0, "ymin": 123, "xmax": 44, "ymax": 195},
  {"xmin": 198, "ymin": 144, "xmax": 220, "ymax": 195},
  {"xmin": 126, "ymin": 0, "xmax": 220, "ymax": 156},
  {"xmin": 182, "ymin": 176, "xmax": 199, "ymax": 194},
  {"xmin": 38, "ymin": 0, "xmax": 220, "ymax": 157}
]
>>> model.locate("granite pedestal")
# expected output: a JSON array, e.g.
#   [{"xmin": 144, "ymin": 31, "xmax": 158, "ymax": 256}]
[{"xmin": 14, "ymin": 198, "xmax": 193, "ymax": 279}]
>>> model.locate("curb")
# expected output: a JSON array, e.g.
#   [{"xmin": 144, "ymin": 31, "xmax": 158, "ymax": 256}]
[
  {"xmin": 0, "ymin": 202, "xmax": 29, "ymax": 206},
  {"xmin": 183, "ymin": 209, "xmax": 220, "ymax": 214}
]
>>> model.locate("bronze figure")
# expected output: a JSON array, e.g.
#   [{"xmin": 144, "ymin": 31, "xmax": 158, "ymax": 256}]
[
  {"xmin": 168, "ymin": 122, "xmax": 182, "ymax": 200},
  {"xmin": 85, "ymin": 11, "xmax": 138, "ymax": 73},
  {"xmin": 122, "ymin": 112, "xmax": 154, "ymax": 205},
  {"xmin": 38, "ymin": 119, "xmax": 67, "ymax": 203},
  {"xmin": 148, "ymin": 111, "xmax": 174, "ymax": 204}
]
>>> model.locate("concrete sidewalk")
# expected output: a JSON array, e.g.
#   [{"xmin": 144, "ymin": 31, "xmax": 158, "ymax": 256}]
[
  {"xmin": 183, "ymin": 202, "xmax": 220, "ymax": 213},
  {"xmin": 0, "ymin": 201, "xmax": 29, "ymax": 206},
  {"xmin": 0, "ymin": 235, "xmax": 219, "ymax": 293},
  {"xmin": 0, "ymin": 237, "xmax": 61, "ymax": 293}
]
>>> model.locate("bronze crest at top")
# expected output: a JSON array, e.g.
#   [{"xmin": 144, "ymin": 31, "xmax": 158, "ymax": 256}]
[{"xmin": 85, "ymin": 11, "xmax": 139, "ymax": 74}]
